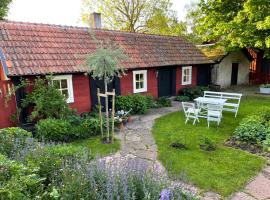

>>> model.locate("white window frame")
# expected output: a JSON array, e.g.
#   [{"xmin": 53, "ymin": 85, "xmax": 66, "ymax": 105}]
[
  {"xmin": 133, "ymin": 70, "xmax": 147, "ymax": 93},
  {"xmin": 182, "ymin": 66, "xmax": 192, "ymax": 85},
  {"xmin": 52, "ymin": 75, "xmax": 74, "ymax": 103}
]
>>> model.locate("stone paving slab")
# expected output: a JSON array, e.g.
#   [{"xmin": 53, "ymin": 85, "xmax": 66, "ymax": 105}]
[
  {"xmin": 230, "ymin": 192, "xmax": 256, "ymax": 200},
  {"xmin": 245, "ymin": 173, "xmax": 270, "ymax": 200}
]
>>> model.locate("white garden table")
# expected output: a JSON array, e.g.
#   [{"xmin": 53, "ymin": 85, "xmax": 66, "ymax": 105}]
[{"xmin": 194, "ymin": 97, "xmax": 227, "ymax": 118}]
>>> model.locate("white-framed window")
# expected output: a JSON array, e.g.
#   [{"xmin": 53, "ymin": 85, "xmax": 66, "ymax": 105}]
[
  {"xmin": 52, "ymin": 75, "xmax": 74, "ymax": 103},
  {"xmin": 182, "ymin": 66, "xmax": 192, "ymax": 85},
  {"xmin": 133, "ymin": 70, "xmax": 147, "ymax": 93}
]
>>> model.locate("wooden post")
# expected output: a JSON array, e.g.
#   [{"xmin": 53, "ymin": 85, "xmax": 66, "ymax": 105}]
[
  {"xmin": 104, "ymin": 80, "xmax": 110, "ymax": 143},
  {"xmin": 97, "ymin": 88, "xmax": 104, "ymax": 139},
  {"xmin": 111, "ymin": 89, "xmax": 115, "ymax": 144}
]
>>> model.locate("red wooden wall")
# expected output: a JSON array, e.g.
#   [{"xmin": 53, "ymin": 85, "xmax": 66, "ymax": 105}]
[
  {"xmin": 69, "ymin": 74, "xmax": 91, "ymax": 114},
  {"xmin": 0, "ymin": 80, "xmax": 17, "ymax": 128},
  {"xmin": 120, "ymin": 69, "xmax": 158, "ymax": 98},
  {"xmin": 176, "ymin": 66, "xmax": 198, "ymax": 94}
]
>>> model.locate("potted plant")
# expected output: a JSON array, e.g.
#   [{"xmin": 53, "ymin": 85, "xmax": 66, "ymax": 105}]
[
  {"xmin": 116, "ymin": 109, "xmax": 132, "ymax": 126},
  {"xmin": 114, "ymin": 116, "xmax": 124, "ymax": 130},
  {"xmin": 260, "ymin": 84, "xmax": 270, "ymax": 94}
]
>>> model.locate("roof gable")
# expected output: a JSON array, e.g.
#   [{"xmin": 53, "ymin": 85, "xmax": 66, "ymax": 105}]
[{"xmin": 0, "ymin": 21, "xmax": 213, "ymax": 76}]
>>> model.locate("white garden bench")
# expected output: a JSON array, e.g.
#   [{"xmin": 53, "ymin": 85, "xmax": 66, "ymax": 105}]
[{"xmin": 203, "ymin": 91, "xmax": 242, "ymax": 117}]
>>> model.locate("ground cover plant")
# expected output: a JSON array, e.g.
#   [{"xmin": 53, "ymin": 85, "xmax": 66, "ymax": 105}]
[
  {"xmin": 152, "ymin": 96, "xmax": 268, "ymax": 196},
  {"xmin": 0, "ymin": 127, "xmax": 193, "ymax": 200}
]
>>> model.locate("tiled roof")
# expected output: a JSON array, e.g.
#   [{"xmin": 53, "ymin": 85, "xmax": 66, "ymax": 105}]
[{"xmin": 0, "ymin": 21, "xmax": 213, "ymax": 76}]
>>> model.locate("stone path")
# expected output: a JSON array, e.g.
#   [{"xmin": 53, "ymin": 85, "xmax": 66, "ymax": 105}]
[
  {"xmin": 231, "ymin": 166, "xmax": 270, "ymax": 200},
  {"xmin": 102, "ymin": 100, "xmax": 270, "ymax": 200}
]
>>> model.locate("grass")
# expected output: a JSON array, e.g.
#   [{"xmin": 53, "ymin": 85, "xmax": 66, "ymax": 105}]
[
  {"xmin": 152, "ymin": 96, "xmax": 269, "ymax": 197},
  {"xmin": 55, "ymin": 136, "xmax": 121, "ymax": 158}
]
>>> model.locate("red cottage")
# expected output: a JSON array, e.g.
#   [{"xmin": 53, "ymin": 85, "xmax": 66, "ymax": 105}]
[{"xmin": 0, "ymin": 20, "xmax": 213, "ymax": 128}]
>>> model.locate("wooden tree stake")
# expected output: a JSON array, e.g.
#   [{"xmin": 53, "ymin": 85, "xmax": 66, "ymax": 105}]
[
  {"xmin": 111, "ymin": 89, "xmax": 115, "ymax": 144},
  {"xmin": 97, "ymin": 88, "xmax": 104, "ymax": 139}
]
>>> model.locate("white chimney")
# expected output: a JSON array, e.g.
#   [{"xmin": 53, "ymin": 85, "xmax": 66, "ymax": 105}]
[{"xmin": 90, "ymin": 12, "xmax": 102, "ymax": 29}]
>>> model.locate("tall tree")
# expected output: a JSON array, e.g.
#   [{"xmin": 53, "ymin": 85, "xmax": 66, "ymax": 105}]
[
  {"xmin": 0, "ymin": 0, "xmax": 12, "ymax": 20},
  {"xmin": 81, "ymin": 0, "xmax": 187, "ymax": 36},
  {"xmin": 187, "ymin": 0, "xmax": 270, "ymax": 56}
]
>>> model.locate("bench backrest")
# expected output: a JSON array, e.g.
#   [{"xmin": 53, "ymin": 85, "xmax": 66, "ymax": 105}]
[{"xmin": 204, "ymin": 91, "xmax": 242, "ymax": 103}]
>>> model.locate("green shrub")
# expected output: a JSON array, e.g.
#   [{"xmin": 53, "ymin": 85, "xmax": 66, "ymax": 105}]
[
  {"xmin": 36, "ymin": 118, "xmax": 72, "ymax": 142},
  {"xmin": 145, "ymin": 95, "xmax": 156, "ymax": 108},
  {"xmin": 0, "ymin": 154, "xmax": 45, "ymax": 199},
  {"xmin": 180, "ymin": 86, "xmax": 208, "ymax": 100},
  {"xmin": 115, "ymin": 94, "xmax": 148, "ymax": 114},
  {"xmin": 22, "ymin": 76, "xmax": 73, "ymax": 121},
  {"xmin": 72, "ymin": 118, "xmax": 100, "ymax": 139},
  {"xmin": 234, "ymin": 117, "xmax": 270, "ymax": 144},
  {"xmin": 257, "ymin": 108, "xmax": 270, "ymax": 127},
  {"xmin": 156, "ymin": 97, "xmax": 172, "ymax": 107},
  {"xmin": 24, "ymin": 144, "xmax": 89, "ymax": 185},
  {"xmin": 36, "ymin": 116, "xmax": 101, "ymax": 142},
  {"xmin": 0, "ymin": 127, "xmax": 33, "ymax": 158},
  {"xmin": 175, "ymin": 95, "xmax": 190, "ymax": 102},
  {"xmin": 263, "ymin": 135, "xmax": 270, "ymax": 152},
  {"xmin": 199, "ymin": 137, "xmax": 216, "ymax": 151}
]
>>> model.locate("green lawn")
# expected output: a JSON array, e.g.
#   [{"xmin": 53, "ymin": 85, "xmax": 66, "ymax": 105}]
[
  {"xmin": 152, "ymin": 96, "xmax": 269, "ymax": 196},
  {"xmin": 59, "ymin": 136, "xmax": 121, "ymax": 158}
]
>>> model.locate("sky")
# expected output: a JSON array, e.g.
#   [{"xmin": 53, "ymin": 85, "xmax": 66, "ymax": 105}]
[{"xmin": 7, "ymin": 0, "xmax": 197, "ymax": 27}]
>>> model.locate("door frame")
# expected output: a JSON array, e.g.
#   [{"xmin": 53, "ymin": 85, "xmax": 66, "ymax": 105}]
[
  {"xmin": 157, "ymin": 67, "xmax": 176, "ymax": 97},
  {"xmin": 231, "ymin": 63, "xmax": 239, "ymax": 85}
]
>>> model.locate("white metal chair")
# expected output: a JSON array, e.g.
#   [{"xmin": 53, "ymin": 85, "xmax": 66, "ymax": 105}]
[
  {"xmin": 207, "ymin": 103, "xmax": 223, "ymax": 128},
  {"xmin": 182, "ymin": 102, "xmax": 200, "ymax": 125}
]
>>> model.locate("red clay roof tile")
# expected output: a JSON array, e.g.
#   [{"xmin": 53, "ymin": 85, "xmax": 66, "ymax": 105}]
[{"xmin": 0, "ymin": 21, "xmax": 213, "ymax": 76}]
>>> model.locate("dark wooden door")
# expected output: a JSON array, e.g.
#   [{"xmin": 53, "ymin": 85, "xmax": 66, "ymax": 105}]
[
  {"xmin": 90, "ymin": 76, "xmax": 120, "ymax": 110},
  {"xmin": 158, "ymin": 68, "xmax": 176, "ymax": 97},
  {"xmin": 197, "ymin": 65, "xmax": 211, "ymax": 86},
  {"xmin": 231, "ymin": 63, "xmax": 239, "ymax": 85}
]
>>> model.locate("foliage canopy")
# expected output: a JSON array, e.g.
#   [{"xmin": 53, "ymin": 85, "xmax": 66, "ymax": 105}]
[
  {"xmin": 81, "ymin": 0, "xmax": 187, "ymax": 36},
  {"xmin": 0, "ymin": 0, "xmax": 12, "ymax": 20},
  {"xmin": 187, "ymin": 0, "xmax": 270, "ymax": 56}
]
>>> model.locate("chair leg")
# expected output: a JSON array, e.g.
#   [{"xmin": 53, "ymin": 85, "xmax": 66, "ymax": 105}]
[
  {"xmin": 207, "ymin": 120, "xmax": 210, "ymax": 128},
  {"xmin": 193, "ymin": 118, "xmax": 196, "ymax": 125},
  {"xmin": 235, "ymin": 108, "xmax": 238, "ymax": 117}
]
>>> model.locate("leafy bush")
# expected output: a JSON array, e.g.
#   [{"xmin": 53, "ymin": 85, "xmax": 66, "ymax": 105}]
[
  {"xmin": 180, "ymin": 86, "xmax": 208, "ymax": 100},
  {"xmin": 0, "ymin": 127, "xmax": 33, "ymax": 158},
  {"xmin": 0, "ymin": 154, "xmax": 45, "ymax": 199},
  {"xmin": 234, "ymin": 117, "xmax": 270, "ymax": 144},
  {"xmin": 145, "ymin": 95, "xmax": 156, "ymax": 108},
  {"xmin": 24, "ymin": 143, "xmax": 89, "ymax": 185},
  {"xmin": 36, "ymin": 115, "xmax": 101, "ymax": 142},
  {"xmin": 116, "ymin": 94, "xmax": 148, "ymax": 114},
  {"xmin": 156, "ymin": 97, "xmax": 172, "ymax": 107},
  {"xmin": 36, "ymin": 118, "xmax": 72, "ymax": 142},
  {"xmin": 199, "ymin": 137, "xmax": 216, "ymax": 151},
  {"xmin": 116, "ymin": 94, "xmax": 173, "ymax": 114},
  {"xmin": 263, "ymin": 135, "xmax": 270, "ymax": 152},
  {"xmin": 175, "ymin": 95, "xmax": 190, "ymax": 102},
  {"xmin": 72, "ymin": 117, "xmax": 100, "ymax": 139},
  {"xmin": 22, "ymin": 77, "xmax": 73, "ymax": 121}
]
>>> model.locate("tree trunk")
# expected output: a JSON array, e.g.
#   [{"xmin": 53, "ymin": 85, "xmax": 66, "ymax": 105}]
[{"xmin": 104, "ymin": 80, "xmax": 110, "ymax": 143}]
